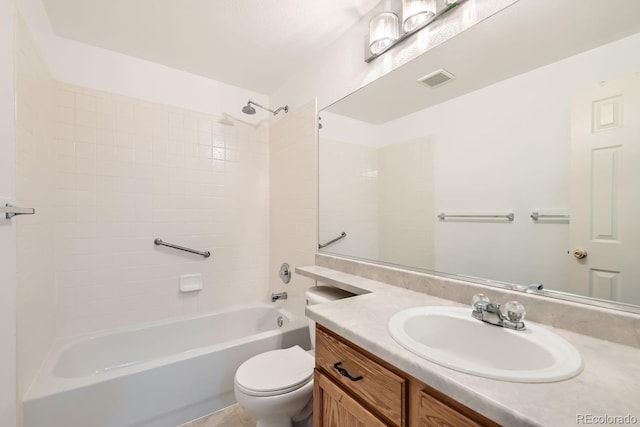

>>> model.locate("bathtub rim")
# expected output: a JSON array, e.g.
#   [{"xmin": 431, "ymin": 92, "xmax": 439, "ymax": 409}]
[{"xmin": 24, "ymin": 303, "xmax": 308, "ymax": 402}]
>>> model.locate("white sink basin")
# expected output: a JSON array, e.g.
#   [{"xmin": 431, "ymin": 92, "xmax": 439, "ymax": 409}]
[{"xmin": 388, "ymin": 306, "xmax": 583, "ymax": 383}]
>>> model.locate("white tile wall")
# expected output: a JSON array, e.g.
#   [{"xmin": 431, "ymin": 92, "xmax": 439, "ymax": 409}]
[
  {"xmin": 52, "ymin": 84, "xmax": 270, "ymax": 338},
  {"xmin": 319, "ymin": 138, "xmax": 379, "ymax": 260},
  {"xmin": 269, "ymin": 100, "xmax": 318, "ymax": 318},
  {"xmin": 318, "ymin": 135, "xmax": 435, "ymax": 269},
  {"xmin": 15, "ymin": 13, "xmax": 56, "ymax": 402}
]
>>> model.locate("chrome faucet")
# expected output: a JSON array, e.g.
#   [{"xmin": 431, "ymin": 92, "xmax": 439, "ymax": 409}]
[
  {"xmin": 471, "ymin": 294, "xmax": 526, "ymax": 330},
  {"xmin": 271, "ymin": 291, "xmax": 288, "ymax": 302}
]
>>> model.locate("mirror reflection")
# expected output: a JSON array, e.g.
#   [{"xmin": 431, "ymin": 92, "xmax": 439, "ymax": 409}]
[{"xmin": 319, "ymin": 3, "xmax": 640, "ymax": 308}]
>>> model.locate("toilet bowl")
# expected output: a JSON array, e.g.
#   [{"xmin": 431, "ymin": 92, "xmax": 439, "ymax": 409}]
[
  {"xmin": 234, "ymin": 286, "xmax": 353, "ymax": 427},
  {"xmin": 234, "ymin": 346, "xmax": 314, "ymax": 427}
]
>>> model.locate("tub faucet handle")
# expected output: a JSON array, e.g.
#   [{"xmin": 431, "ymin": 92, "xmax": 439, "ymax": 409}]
[{"xmin": 279, "ymin": 263, "xmax": 291, "ymax": 284}]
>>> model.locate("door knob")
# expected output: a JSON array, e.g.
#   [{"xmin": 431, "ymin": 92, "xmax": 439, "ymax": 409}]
[{"xmin": 573, "ymin": 248, "xmax": 588, "ymax": 259}]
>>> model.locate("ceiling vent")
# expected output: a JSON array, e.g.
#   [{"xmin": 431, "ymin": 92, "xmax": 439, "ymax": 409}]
[{"xmin": 417, "ymin": 69, "xmax": 456, "ymax": 88}]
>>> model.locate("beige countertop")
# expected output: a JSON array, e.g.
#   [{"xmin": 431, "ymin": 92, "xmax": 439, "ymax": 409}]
[{"xmin": 298, "ymin": 265, "xmax": 640, "ymax": 427}]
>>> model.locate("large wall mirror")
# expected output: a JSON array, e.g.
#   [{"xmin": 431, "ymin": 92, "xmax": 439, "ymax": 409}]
[{"xmin": 318, "ymin": 0, "xmax": 640, "ymax": 311}]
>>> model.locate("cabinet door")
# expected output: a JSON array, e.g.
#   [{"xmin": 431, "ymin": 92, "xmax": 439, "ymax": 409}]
[
  {"xmin": 417, "ymin": 390, "xmax": 483, "ymax": 427},
  {"xmin": 314, "ymin": 370, "xmax": 388, "ymax": 427}
]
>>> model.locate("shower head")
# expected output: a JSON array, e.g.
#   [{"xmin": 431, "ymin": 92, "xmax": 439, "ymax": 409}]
[
  {"xmin": 242, "ymin": 104, "xmax": 256, "ymax": 115},
  {"xmin": 242, "ymin": 100, "xmax": 288, "ymax": 116}
]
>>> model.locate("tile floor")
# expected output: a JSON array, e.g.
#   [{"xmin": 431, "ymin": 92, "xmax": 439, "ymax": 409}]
[{"xmin": 179, "ymin": 404, "xmax": 256, "ymax": 427}]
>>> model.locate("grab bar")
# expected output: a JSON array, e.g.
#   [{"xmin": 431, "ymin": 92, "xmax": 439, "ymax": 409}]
[
  {"xmin": 530, "ymin": 211, "xmax": 570, "ymax": 221},
  {"xmin": 437, "ymin": 212, "xmax": 514, "ymax": 222},
  {"xmin": 154, "ymin": 238, "xmax": 211, "ymax": 258},
  {"xmin": 319, "ymin": 232, "xmax": 347, "ymax": 249},
  {"xmin": 1, "ymin": 203, "xmax": 35, "ymax": 219}
]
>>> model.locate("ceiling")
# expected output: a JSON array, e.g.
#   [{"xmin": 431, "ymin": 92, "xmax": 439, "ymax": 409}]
[
  {"xmin": 40, "ymin": 0, "xmax": 381, "ymax": 95},
  {"xmin": 327, "ymin": 0, "xmax": 640, "ymax": 124}
]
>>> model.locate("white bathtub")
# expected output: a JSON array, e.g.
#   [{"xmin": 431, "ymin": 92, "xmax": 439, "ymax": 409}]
[{"xmin": 23, "ymin": 304, "xmax": 310, "ymax": 427}]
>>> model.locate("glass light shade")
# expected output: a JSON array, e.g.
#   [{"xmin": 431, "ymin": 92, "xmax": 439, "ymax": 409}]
[
  {"xmin": 402, "ymin": 0, "xmax": 436, "ymax": 33},
  {"xmin": 369, "ymin": 12, "xmax": 399, "ymax": 55}
]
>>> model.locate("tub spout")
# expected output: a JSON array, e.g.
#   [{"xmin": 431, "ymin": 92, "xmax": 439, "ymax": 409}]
[{"xmin": 271, "ymin": 292, "xmax": 288, "ymax": 302}]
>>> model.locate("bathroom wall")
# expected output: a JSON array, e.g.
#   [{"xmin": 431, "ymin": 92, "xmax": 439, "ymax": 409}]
[
  {"xmin": 14, "ymin": 13, "xmax": 56, "ymax": 407},
  {"xmin": 0, "ymin": 2, "xmax": 18, "ymax": 426},
  {"xmin": 51, "ymin": 83, "xmax": 271, "ymax": 337},
  {"xmin": 269, "ymin": 100, "xmax": 317, "ymax": 318}
]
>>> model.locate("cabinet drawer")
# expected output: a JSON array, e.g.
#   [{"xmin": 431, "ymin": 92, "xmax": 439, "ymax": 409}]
[{"xmin": 315, "ymin": 326, "xmax": 406, "ymax": 426}]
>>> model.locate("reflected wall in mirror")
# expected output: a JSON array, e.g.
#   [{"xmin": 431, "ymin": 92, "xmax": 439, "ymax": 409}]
[{"xmin": 318, "ymin": 0, "xmax": 640, "ymax": 309}]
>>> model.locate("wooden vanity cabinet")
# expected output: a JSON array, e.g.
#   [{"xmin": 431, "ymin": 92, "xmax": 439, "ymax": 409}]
[
  {"xmin": 314, "ymin": 370, "xmax": 387, "ymax": 427},
  {"xmin": 313, "ymin": 325, "xmax": 499, "ymax": 427}
]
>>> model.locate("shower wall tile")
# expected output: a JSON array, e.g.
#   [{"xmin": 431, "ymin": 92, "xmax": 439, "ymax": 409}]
[{"xmin": 53, "ymin": 83, "xmax": 270, "ymax": 338}]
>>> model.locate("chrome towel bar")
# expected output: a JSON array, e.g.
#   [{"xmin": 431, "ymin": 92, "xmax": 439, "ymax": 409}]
[
  {"xmin": 530, "ymin": 211, "xmax": 570, "ymax": 221},
  {"xmin": 437, "ymin": 212, "xmax": 514, "ymax": 221},
  {"xmin": 1, "ymin": 203, "xmax": 35, "ymax": 219},
  {"xmin": 319, "ymin": 232, "xmax": 347, "ymax": 249},
  {"xmin": 154, "ymin": 238, "xmax": 211, "ymax": 258}
]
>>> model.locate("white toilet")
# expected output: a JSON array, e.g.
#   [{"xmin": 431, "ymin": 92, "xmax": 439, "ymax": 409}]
[{"xmin": 234, "ymin": 286, "xmax": 353, "ymax": 427}]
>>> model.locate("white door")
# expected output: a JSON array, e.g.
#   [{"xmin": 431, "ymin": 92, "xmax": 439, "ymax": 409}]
[{"xmin": 569, "ymin": 73, "xmax": 640, "ymax": 305}]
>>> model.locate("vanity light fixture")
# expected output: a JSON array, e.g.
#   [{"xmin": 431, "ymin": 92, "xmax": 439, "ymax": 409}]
[
  {"xmin": 365, "ymin": 0, "xmax": 466, "ymax": 62},
  {"xmin": 402, "ymin": 0, "xmax": 436, "ymax": 32},
  {"xmin": 369, "ymin": 12, "xmax": 400, "ymax": 55}
]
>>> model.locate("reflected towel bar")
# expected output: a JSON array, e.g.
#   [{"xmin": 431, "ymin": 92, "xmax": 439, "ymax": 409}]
[
  {"xmin": 154, "ymin": 238, "xmax": 211, "ymax": 258},
  {"xmin": 319, "ymin": 232, "xmax": 347, "ymax": 249},
  {"xmin": 437, "ymin": 212, "xmax": 515, "ymax": 221},
  {"xmin": 530, "ymin": 212, "xmax": 570, "ymax": 221}
]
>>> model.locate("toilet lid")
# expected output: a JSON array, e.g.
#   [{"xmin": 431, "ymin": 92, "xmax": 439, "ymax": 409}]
[{"xmin": 235, "ymin": 346, "xmax": 314, "ymax": 396}]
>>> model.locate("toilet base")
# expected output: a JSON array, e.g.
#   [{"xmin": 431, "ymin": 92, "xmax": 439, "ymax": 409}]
[
  {"xmin": 293, "ymin": 412, "xmax": 313, "ymax": 427},
  {"xmin": 235, "ymin": 379, "xmax": 313, "ymax": 427}
]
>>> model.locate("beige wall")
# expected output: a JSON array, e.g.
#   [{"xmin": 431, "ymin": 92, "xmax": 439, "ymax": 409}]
[
  {"xmin": 0, "ymin": 1, "xmax": 17, "ymax": 426},
  {"xmin": 15, "ymin": 12, "xmax": 56, "ymax": 409},
  {"xmin": 269, "ymin": 100, "xmax": 318, "ymax": 318}
]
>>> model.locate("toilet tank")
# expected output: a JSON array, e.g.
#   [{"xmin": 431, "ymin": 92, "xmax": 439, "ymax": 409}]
[{"xmin": 305, "ymin": 286, "xmax": 354, "ymax": 348}]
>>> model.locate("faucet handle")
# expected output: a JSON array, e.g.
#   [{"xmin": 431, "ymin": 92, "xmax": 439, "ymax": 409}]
[
  {"xmin": 471, "ymin": 293, "xmax": 490, "ymax": 309},
  {"xmin": 504, "ymin": 301, "xmax": 526, "ymax": 322}
]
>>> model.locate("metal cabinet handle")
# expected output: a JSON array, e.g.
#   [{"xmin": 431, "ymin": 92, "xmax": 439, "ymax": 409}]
[{"xmin": 333, "ymin": 362, "xmax": 363, "ymax": 381}]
